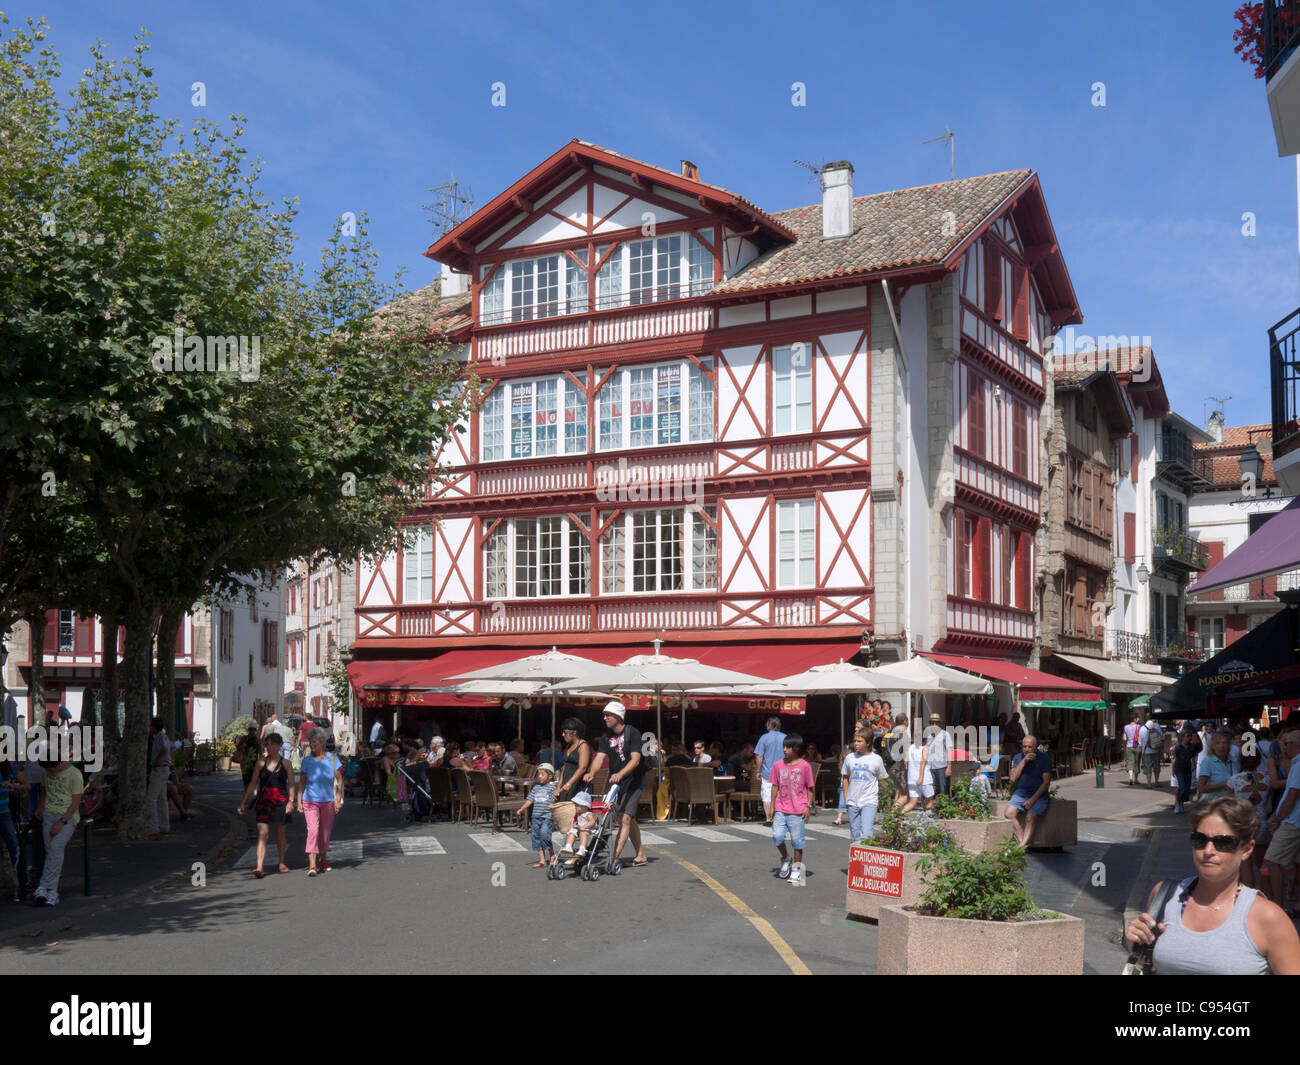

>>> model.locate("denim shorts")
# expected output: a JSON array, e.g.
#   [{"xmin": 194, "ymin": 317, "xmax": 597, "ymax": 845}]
[
  {"xmin": 772, "ymin": 811, "xmax": 806, "ymax": 850},
  {"xmin": 530, "ymin": 816, "xmax": 554, "ymax": 851},
  {"xmin": 1008, "ymin": 793, "xmax": 1049, "ymax": 816}
]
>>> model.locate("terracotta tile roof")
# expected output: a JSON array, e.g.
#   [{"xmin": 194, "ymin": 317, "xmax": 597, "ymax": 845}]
[
  {"xmin": 1194, "ymin": 424, "xmax": 1276, "ymax": 487},
  {"xmin": 712, "ymin": 169, "xmax": 1033, "ymax": 295},
  {"xmin": 382, "ymin": 283, "xmax": 472, "ymax": 331}
]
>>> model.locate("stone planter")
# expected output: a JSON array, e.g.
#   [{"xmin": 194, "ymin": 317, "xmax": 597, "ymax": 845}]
[
  {"xmin": 845, "ymin": 846, "xmax": 929, "ymax": 922},
  {"xmin": 993, "ymin": 799, "xmax": 1078, "ymax": 847},
  {"xmin": 217, "ymin": 757, "xmax": 233, "ymax": 772},
  {"xmin": 877, "ymin": 904, "xmax": 1085, "ymax": 974},
  {"xmin": 933, "ymin": 818, "xmax": 1013, "ymax": 852},
  {"xmin": 194, "ymin": 760, "xmax": 215, "ymax": 776}
]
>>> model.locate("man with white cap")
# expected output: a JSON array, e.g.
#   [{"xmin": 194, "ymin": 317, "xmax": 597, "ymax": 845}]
[{"xmin": 586, "ymin": 700, "xmax": 648, "ymax": 868}]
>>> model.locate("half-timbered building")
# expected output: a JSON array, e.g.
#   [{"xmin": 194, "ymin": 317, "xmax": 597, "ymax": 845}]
[{"xmin": 347, "ymin": 141, "xmax": 1085, "ymax": 735}]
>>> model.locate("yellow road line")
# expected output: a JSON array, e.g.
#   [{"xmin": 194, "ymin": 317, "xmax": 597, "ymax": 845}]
[{"xmin": 649, "ymin": 848, "xmax": 812, "ymax": 975}]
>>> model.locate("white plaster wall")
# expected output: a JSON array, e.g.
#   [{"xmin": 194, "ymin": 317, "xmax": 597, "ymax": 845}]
[
  {"xmin": 902, "ymin": 285, "xmax": 931, "ymax": 652},
  {"xmin": 716, "ymin": 344, "xmax": 766, "ymax": 440},
  {"xmin": 719, "ymin": 496, "xmax": 769, "ymax": 593},
  {"xmin": 815, "ymin": 330, "xmax": 868, "ymax": 432}
]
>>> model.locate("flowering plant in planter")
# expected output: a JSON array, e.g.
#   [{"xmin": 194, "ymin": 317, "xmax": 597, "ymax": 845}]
[
  {"xmin": 931, "ymin": 779, "xmax": 991, "ymax": 822},
  {"xmin": 914, "ymin": 839, "xmax": 1058, "ymax": 921},
  {"xmin": 864, "ymin": 790, "xmax": 956, "ymax": 854}
]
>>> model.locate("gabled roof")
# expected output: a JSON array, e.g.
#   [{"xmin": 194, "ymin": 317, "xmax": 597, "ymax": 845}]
[
  {"xmin": 1051, "ymin": 367, "xmax": 1133, "ymax": 435},
  {"xmin": 426, "ymin": 140, "xmax": 797, "ymax": 272},
  {"xmin": 1194, "ymin": 423, "xmax": 1277, "ymax": 487}
]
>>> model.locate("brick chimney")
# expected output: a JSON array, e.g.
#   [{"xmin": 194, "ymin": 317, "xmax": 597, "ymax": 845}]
[
  {"xmin": 681, "ymin": 160, "xmax": 699, "ymax": 181},
  {"xmin": 821, "ymin": 161, "xmax": 854, "ymax": 240}
]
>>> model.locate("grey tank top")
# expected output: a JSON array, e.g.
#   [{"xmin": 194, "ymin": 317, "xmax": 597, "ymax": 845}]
[{"xmin": 1152, "ymin": 877, "xmax": 1269, "ymax": 975}]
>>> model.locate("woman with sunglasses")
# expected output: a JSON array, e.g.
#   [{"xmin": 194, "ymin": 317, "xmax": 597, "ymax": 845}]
[
  {"xmin": 553, "ymin": 718, "xmax": 591, "ymax": 802},
  {"xmin": 1124, "ymin": 796, "xmax": 1300, "ymax": 974}
]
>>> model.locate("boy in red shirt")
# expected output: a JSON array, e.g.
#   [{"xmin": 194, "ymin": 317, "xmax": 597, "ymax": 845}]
[{"xmin": 769, "ymin": 733, "xmax": 816, "ymax": 886}]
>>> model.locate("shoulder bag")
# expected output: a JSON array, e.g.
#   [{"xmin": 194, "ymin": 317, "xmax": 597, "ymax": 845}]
[{"xmin": 1121, "ymin": 878, "xmax": 1183, "ymax": 975}]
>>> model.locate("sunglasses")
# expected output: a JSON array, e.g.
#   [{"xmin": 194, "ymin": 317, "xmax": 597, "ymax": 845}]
[{"xmin": 1189, "ymin": 832, "xmax": 1243, "ymax": 853}]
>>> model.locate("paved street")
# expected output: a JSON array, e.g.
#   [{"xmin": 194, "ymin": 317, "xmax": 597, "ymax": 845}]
[{"xmin": 0, "ymin": 765, "xmax": 1233, "ymax": 974}]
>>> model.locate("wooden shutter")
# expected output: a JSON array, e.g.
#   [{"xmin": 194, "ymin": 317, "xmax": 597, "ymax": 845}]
[
  {"xmin": 74, "ymin": 616, "xmax": 95, "ymax": 654},
  {"xmin": 1074, "ymin": 570, "xmax": 1089, "ymax": 635},
  {"xmin": 44, "ymin": 610, "xmax": 58, "ymax": 651},
  {"xmin": 1011, "ymin": 402, "xmax": 1028, "ymax": 477},
  {"xmin": 974, "ymin": 518, "xmax": 992, "ymax": 601},
  {"xmin": 1012, "ymin": 264, "xmax": 1030, "ymax": 341},
  {"xmin": 985, "ymin": 243, "xmax": 1002, "ymax": 320},
  {"xmin": 1101, "ymin": 470, "xmax": 1114, "ymax": 539},
  {"xmin": 1001, "ymin": 528, "xmax": 1012, "ymax": 605},
  {"xmin": 956, "ymin": 514, "xmax": 971, "ymax": 597},
  {"xmin": 1016, "ymin": 531, "xmax": 1032, "ymax": 609},
  {"xmin": 1227, "ymin": 614, "xmax": 1247, "ymax": 641},
  {"xmin": 1123, "ymin": 512, "xmax": 1136, "ymax": 561},
  {"xmin": 967, "ymin": 373, "xmax": 986, "ymax": 457}
]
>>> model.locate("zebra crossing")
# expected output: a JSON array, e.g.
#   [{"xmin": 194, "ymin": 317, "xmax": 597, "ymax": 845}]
[{"xmin": 229, "ymin": 818, "xmax": 859, "ymax": 869}]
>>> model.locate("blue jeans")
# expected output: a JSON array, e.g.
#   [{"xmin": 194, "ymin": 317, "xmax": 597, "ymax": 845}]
[
  {"xmin": 772, "ymin": 811, "xmax": 806, "ymax": 851},
  {"xmin": 530, "ymin": 816, "xmax": 554, "ymax": 852},
  {"xmin": 930, "ymin": 766, "xmax": 950, "ymax": 795},
  {"xmin": 1174, "ymin": 771, "xmax": 1192, "ymax": 805},
  {"xmin": 848, "ymin": 803, "xmax": 877, "ymax": 842}
]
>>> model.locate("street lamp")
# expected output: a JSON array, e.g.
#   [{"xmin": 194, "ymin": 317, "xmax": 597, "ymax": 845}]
[{"xmin": 1137, "ymin": 562, "xmax": 1150, "ymax": 585}]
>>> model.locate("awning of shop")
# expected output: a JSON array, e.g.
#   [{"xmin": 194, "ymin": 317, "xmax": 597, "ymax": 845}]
[
  {"xmin": 1020, "ymin": 700, "xmax": 1110, "ymax": 712},
  {"xmin": 1047, "ymin": 653, "xmax": 1170, "ymax": 695},
  {"xmin": 918, "ymin": 652, "xmax": 1102, "ymax": 702},
  {"xmin": 1129, "ymin": 693, "xmax": 1152, "ymax": 709},
  {"xmin": 347, "ymin": 641, "xmax": 859, "ymax": 715},
  {"xmin": 1150, "ymin": 604, "xmax": 1300, "ymax": 718},
  {"xmin": 1188, "ymin": 495, "xmax": 1300, "ymax": 594}
]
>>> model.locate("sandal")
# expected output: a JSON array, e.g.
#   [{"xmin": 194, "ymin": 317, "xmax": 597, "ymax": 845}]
[
  {"xmin": 253, "ymin": 869, "xmax": 264, "ymax": 879},
  {"xmin": 278, "ymin": 864, "xmax": 291, "ymax": 874},
  {"xmin": 307, "ymin": 868, "xmax": 318, "ymax": 877},
  {"xmin": 530, "ymin": 861, "xmax": 546, "ymax": 868},
  {"xmin": 629, "ymin": 858, "xmax": 649, "ymax": 867},
  {"xmin": 832, "ymin": 817, "xmax": 844, "ymax": 826}
]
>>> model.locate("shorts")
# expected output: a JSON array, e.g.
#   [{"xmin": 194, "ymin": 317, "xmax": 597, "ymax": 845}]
[
  {"xmin": 610, "ymin": 780, "xmax": 642, "ymax": 817},
  {"xmin": 761, "ymin": 779, "xmax": 773, "ymax": 803},
  {"xmin": 1142, "ymin": 752, "xmax": 1161, "ymax": 775},
  {"xmin": 255, "ymin": 799, "xmax": 289, "ymax": 825},
  {"xmin": 907, "ymin": 776, "xmax": 934, "ymax": 799},
  {"xmin": 1008, "ymin": 793, "xmax": 1049, "ymax": 817},
  {"xmin": 1264, "ymin": 821, "xmax": 1300, "ymax": 866},
  {"xmin": 772, "ymin": 810, "xmax": 806, "ymax": 850},
  {"xmin": 1125, "ymin": 747, "xmax": 1141, "ymax": 773},
  {"xmin": 530, "ymin": 816, "xmax": 554, "ymax": 852}
]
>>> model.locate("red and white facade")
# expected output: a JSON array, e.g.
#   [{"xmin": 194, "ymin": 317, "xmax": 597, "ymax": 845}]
[{"xmin": 347, "ymin": 143, "xmax": 1082, "ymax": 717}]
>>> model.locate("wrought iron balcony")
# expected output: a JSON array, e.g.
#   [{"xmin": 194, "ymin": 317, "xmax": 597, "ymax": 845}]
[
  {"xmin": 1156, "ymin": 430, "xmax": 1212, "ymax": 489},
  {"xmin": 1152, "ymin": 524, "xmax": 1208, "ymax": 573},
  {"xmin": 1271, "ymin": 306, "xmax": 1300, "ymax": 454},
  {"xmin": 1263, "ymin": 0, "xmax": 1300, "ymax": 80},
  {"xmin": 1110, "ymin": 629, "xmax": 1207, "ymax": 664}
]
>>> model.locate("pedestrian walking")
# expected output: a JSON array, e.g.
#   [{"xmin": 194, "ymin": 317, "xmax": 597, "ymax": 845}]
[
  {"xmin": 754, "ymin": 716, "xmax": 786, "ymax": 826},
  {"xmin": 901, "ymin": 731, "xmax": 932, "ymax": 814},
  {"xmin": 552, "ymin": 718, "xmax": 591, "ymax": 802},
  {"xmin": 1125, "ymin": 796, "xmax": 1300, "ymax": 974},
  {"xmin": 517, "ymin": 762, "xmax": 557, "ymax": 868},
  {"xmin": 1264, "ymin": 729, "xmax": 1300, "ymax": 916},
  {"xmin": 32, "ymin": 757, "xmax": 83, "ymax": 907},
  {"xmin": 237, "ymin": 732, "xmax": 296, "ymax": 878},
  {"xmin": 769, "ymin": 733, "xmax": 815, "ymax": 886},
  {"xmin": 1197, "ymin": 731, "xmax": 1233, "ymax": 800},
  {"xmin": 297, "ymin": 728, "xmax": 342, "ymax": 877},
  {"xmin": 585, "ymin": 700, "xmax": 648, "ymax": 868},
  {"xmin": 926, "ymin": 712, "xmax": 952, "ymax": 797},
  {"xmin": 1172, "ymin": 729, "xmax": 1196, "ymax": 814},
  {"xmin": 841, "ymin": 729, "xmax": 887, "ymax": 842},
  {"xmin": 146, "ymin": 717, "xmax": 172, "ymax": 840},
  {"xmin": 1139, "ymin": 714, "xmax": 1165, "ymax": 788},
  {"xmin": 1123, "ymin": 711, "xmax": 1142, "ymax": 786}
]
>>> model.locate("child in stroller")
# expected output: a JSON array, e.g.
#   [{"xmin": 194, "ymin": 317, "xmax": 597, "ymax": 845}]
[{"xmin": 561, "ymin": 791, "xmax": 597, "ymax": 865}]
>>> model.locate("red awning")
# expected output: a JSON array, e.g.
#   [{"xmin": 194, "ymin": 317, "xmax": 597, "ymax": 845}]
[
  {"xmin": 347, "ymin": 641, "xmax": 861, "ymax": 715},
  {"xmin": 919, "ymin": 652, "xmax": 1102, "ymax": 702}
]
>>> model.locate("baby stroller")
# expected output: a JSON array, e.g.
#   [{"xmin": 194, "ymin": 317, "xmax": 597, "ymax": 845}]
[
  {"xmin": 396, "ymin": 761, "xmax": 438, "ymax": 823},
  {"xmin": 546, "ymin": 785, "xmax": 623, "ymax": 882}
]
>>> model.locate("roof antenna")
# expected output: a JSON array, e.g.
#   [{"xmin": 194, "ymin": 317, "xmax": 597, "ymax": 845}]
[
  {"xmin": 424, "ymin": 172, "xmax": 475, "ymax": 238},
  {"xmin": 793, "ymin": 158, "xmax": 826, "ymax": 184},
  {"xmin": 923, "ymin": 127, "xmax": 956, "ymax": 181},
  {"xmin": 1204, "ymin": 394, "xmax": 1231, "ymax": 427}
]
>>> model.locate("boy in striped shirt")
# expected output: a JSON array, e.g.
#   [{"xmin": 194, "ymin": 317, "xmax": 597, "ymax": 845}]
[{"xmin": 519, "ymin": 763, "xmax": 557, "ymax": 868}]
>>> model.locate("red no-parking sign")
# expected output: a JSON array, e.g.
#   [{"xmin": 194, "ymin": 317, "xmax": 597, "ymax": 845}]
[{"xmin": 847, "ymin": 844, "xmax": 904, "ymax": 898}]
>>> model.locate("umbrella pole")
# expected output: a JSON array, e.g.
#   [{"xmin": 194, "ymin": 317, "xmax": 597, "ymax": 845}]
[
  {"xmin": 840, "ymin": 692, "xmax": 846, "ymax": 755},
  {"xmin": 657, "ymin": 691, "xmax": 664, "ymax": 822},
  {"xmin": 551, "ymin": 693, "xmax": 557, "ymax": 762}
]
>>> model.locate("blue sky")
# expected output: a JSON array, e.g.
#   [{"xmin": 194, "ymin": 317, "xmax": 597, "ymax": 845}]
[{"xmin": 39, "ymin": 0, "xmax": 1296, "ymax": 427}]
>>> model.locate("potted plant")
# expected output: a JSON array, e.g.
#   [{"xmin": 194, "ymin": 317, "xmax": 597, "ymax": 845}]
[
  {"xmin": 846, "ymin": 787, "xmax": 957, "ymax": 922},
  {"xmin": 214, "ymin": 738, "xmax": 236, "ymax": 772},
  {"xmin": 193, "ymin": 740, "xmax": 217, "ymax": 775},
  {"xmin": 877, "ymin": 840, "xmax": 1084, "ymax": 974},
  {"xmin": 930, "ymin": 779, "xmax": 1013, "ymax": 852}
]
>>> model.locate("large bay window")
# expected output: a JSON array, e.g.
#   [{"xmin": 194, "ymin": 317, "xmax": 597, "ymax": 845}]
[
  {"xmin": 481, "ymin": 376, "xmax": 588, "ymax": 461},
  {"xmin": 596, "ymin": 231, "xmax": 713, "ymax": 309},
  {"xmin": 600, "ymin": 506, "xmax": 717, "ymax": 594},
  {"xmin": 597, "ymin": 360, "xmax": 713, "ymax": 450},
  {"xmin": 404, "ymin": 525, "xmax": 434, "ymax": 602},
  {"xmin": 777, "ymin": 499, "xmax": 816, "ymax": 587},
  {"xmin": 487, "ymin": 517, "xmax": 589, "ymax": 598},
  {"xmin": 773, "ymin": 345, "xmax": 812, "ymax": 434},
  {"xmin": 480, "ymin": 250, "xmax": 588, "ymax": 325}
]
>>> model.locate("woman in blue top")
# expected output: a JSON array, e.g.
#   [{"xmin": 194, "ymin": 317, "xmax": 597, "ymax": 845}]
[
  {"xmin": 1197, "ymin": 731, "xmax": 1234, "ymax": 800},
  {"xmin": 296, "ymin": 728, "xmax": 343, "ymax": 877}
]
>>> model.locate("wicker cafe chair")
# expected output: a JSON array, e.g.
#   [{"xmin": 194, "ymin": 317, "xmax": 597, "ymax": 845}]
[
  {"xmin": 730, "ymin": 772, "xmax": 762, "ymax": 821},
  {"xmin": 468, "ymin": 769, "xmax": 526, "ymax": 832},
  {"xmin": 450, "ymin": 768, "xmax": 475, "ymax": 823},
  {"xmin": 675, "ymin": 766, "xmax": 722, "ymax": 825},
  {"xmin": 426, "ymin": 766, "xmax": 455, "ymax": 821}
]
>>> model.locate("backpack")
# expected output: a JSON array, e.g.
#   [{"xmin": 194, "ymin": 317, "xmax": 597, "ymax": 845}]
[{"xmin": 1140, "ymin": 723, "xmax": 1163, "ymax": 753}]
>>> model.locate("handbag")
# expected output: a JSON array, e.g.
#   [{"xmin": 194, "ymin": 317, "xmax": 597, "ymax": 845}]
[{"xmin": 1121, "ymin": 878, "xmax": 1183, "ymax": 975}]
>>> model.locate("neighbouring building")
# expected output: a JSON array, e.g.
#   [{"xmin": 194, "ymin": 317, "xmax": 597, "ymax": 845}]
[
  {"xmin": 345, "ymin": 140, "xmax": 1098, "ymax": 743},
  {"xmin": 299, "ymin": 555, "xmax": 355, "ymax": 725}
]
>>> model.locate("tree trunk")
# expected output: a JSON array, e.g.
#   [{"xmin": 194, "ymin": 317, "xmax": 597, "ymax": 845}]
[
  {"xmin": 116, "ymin": 607, "xmax": 160, "ymax": 841},
  {"xmin": 25, "ymin": 610, "xmax": 45, "ymax": 729},
  {"xmin": 100, "ymin": 611, "xmax": 121, "ymax": 754},
  {"xmin": 155, "ymin": 603, "xmax": 183, "ymax": 742}
]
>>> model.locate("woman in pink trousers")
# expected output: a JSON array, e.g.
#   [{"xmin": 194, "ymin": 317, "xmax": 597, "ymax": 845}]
[{"xmin": 297, "ymin": 728, "xmax": 343, "ymax": 876}]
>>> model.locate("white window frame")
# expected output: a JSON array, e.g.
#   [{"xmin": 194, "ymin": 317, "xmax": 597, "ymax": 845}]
[
  {"xmin": 403, "ymin": 525, "xmax": 434, "ymax": 603},
  {"xmin": 773, "ymin": 344, "xmax": 813, "ymax": 435},
  {"xmin": 594, "ymin": 231, "xmax": 714, "ymax": 310},
  {"xmin": 1198, "ymin": 616, "xmax": 1224, "ymax": 656},
  {"xmin": 482, "ymin": 376, "xmax": 588, "ymax": 462},
  {"xmin": 485, "ymin": 516, "xmax": 590, "ymax": 599},
  {"xmin": 597, "ymin": 360, "xmax": 713, "ymax": 451},
  {"xmin": 479, "ymin": 252, "xmax": 590, "ymax": 326},
  {"xmin": 777, "ymin": 499, "xmax": 816, "ymax": 588},
  {"xmin": 599, "ymin": 506, "xmax": 717, "ymax": 595}
]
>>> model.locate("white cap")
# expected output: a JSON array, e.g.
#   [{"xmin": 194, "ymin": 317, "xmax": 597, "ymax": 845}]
[
  {"xmin": 572, "ymin": 791, "xmax": 592, "ymax": 807},
  {"xmin": 603, "ymin": 700, "xmax": 626, "ymax": 721}
]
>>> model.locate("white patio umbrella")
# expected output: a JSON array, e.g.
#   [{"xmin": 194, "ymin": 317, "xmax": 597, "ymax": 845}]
[
  {"xmin": 543, "ymin": 642, "xmax": 772, "ymax": 817},
  {"xmin": 446, "ymin": 648, "xmax": 607, "ymax": 755},
  {"xmin": 766, "ymin": 659, "xmax": 940, "ymax": 752},
  {"xmin": 868, "ymin": 657, "xmax": 993, "ymax": 696},
  {"xmin": 442, "ymin": 678, "xmax": 551, "ymax": 742}
]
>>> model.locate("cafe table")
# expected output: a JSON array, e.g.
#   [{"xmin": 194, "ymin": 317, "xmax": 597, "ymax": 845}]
[{"xmin": 713, "ymin": 775, "xmax": 736, "ymax": 822}]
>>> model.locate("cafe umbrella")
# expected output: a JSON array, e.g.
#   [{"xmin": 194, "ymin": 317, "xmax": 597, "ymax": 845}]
[
  {"xmin": 543, "ymin": 642, "xmax": 772, "ymax": 817},
  {"xmin": 445, "ymin": 648, "xmax": 606, "ymax": 755}
]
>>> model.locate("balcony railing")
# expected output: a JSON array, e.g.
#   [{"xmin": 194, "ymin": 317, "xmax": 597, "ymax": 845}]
[
  {"xmin": 1110, "ymin": 630, "xmax": 1207, "ymax": 664},
  {"xmin": 1152, "ymin": 524, "xmax": 1208, "ymax": 572},
  {"xmin": 1156, "ymin": 430, "xmax": 1212, "ymax": 487},
  {"xmin": 1270, "ymin": 306, "xmax": 1300, "ymax": 452},
  {"xmin": 1263, "ymin": 0, "xmax": 1300, "ymax": 80}
]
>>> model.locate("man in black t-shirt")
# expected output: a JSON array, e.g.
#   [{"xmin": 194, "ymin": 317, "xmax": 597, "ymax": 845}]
[{"xmin": 586, "ymin": 700, "xmax": 648, "ymax": 868}]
